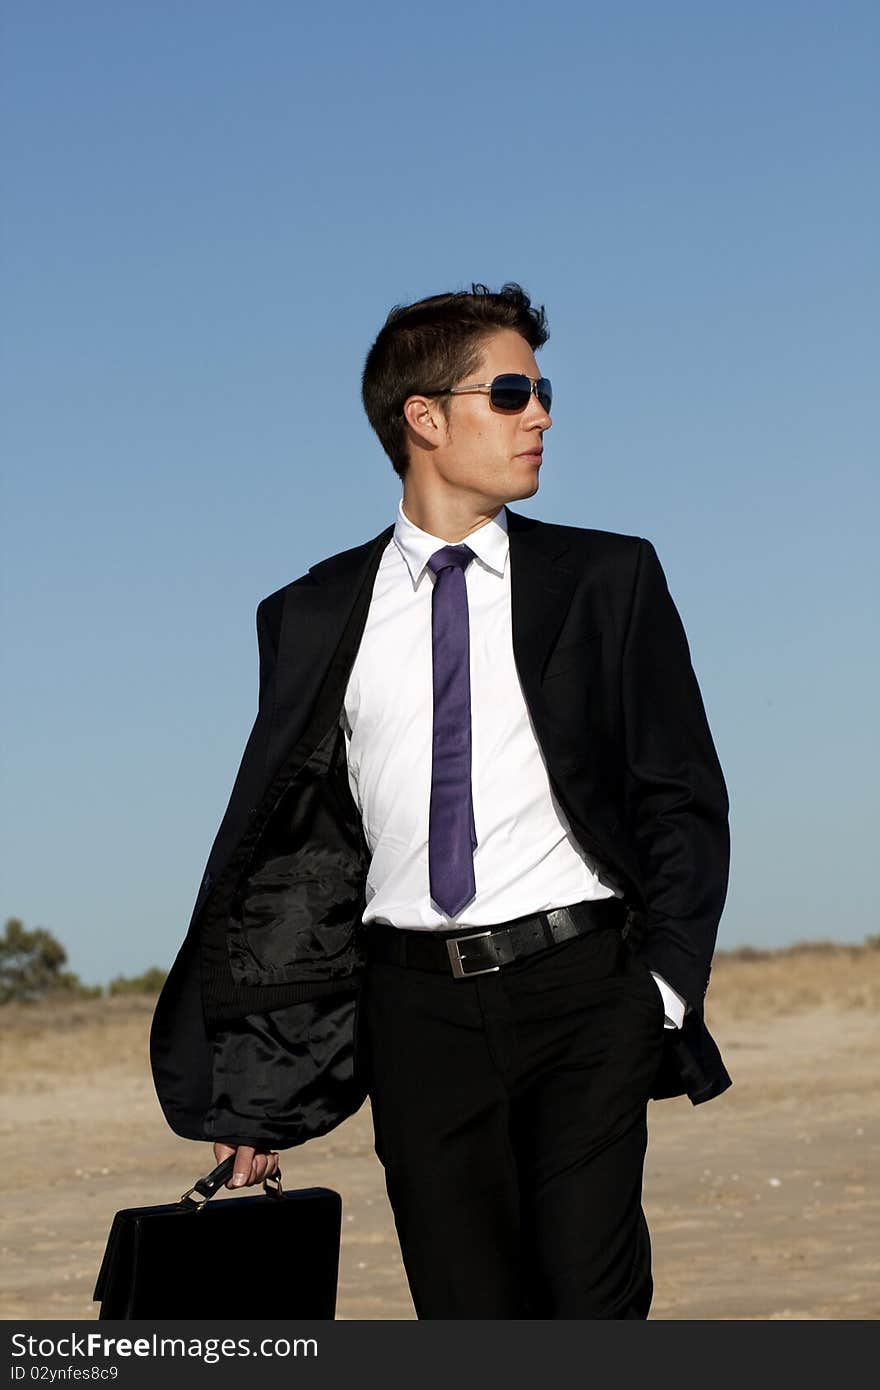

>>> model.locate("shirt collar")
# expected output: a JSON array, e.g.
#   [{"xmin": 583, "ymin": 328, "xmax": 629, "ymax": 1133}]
[{"xmin": 393, "ymin": 497, "xmax": 509, "ymax": 587}]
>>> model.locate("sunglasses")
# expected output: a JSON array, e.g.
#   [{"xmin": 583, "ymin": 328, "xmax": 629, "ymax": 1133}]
[{"xmin": 433, "ymin": 373, "xmax": 552, "ymax": 413}]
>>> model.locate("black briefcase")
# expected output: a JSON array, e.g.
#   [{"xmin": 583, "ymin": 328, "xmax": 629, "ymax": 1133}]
[{"xmin": 93, "ymin": 1157, "xmax": 342, "ymax": 1319}]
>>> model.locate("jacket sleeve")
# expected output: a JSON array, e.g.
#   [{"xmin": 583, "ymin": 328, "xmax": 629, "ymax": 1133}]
[
  {"xmin": 620, "ymin": 539, "xmax": 730, "ymax": 1011},
  {"xmin": 256, "ymin": 599, "xmax": 277, "ymax": 701},
  {"xmin": 189, "ymin": 596, "xmax": 281, "ymax": 916},
  {"xmin": 150, "ymin": 595, "xmax": 285, "ymax": 1145}
]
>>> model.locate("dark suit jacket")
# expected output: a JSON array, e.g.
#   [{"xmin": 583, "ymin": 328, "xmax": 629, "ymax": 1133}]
[{"xmin": 150, "ymin": 506, "xmax": 731, "ymax": 1150}]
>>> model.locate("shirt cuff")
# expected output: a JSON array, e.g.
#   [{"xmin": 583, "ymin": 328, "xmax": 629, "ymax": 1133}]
[{"xmin": 650, "ymin": 971, "xmax": 686, "ymax": 1029}]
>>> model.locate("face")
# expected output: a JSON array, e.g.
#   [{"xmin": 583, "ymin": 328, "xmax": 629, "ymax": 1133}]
[{"xmin": 405, "ymin": 327, "xmax": 552, "ymax": 509}]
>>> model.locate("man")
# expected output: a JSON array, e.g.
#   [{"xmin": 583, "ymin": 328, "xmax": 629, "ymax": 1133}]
[{"xmin": 150, "ymin": 283, "xmax": 731, "ymax": 1319}]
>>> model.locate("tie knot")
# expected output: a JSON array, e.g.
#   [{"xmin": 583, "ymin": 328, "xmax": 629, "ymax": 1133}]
[{"xmin": 427, "ymin": 543, "xmax": 476, "ymax": 578}]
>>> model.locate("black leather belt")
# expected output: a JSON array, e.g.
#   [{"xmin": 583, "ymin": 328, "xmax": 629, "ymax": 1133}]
[{"xmin": 364, "ymin": 897, "xmax": 627, "ymax": 979}]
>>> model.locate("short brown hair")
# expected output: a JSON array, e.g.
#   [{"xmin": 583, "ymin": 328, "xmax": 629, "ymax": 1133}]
[{"xmin": 361, "ymin": 282, "xmax": 550, "ymax": 479}]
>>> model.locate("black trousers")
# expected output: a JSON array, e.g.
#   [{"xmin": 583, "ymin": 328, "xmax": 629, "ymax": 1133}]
[{"xmin": 358, "ymin": 922, "xmax": 666, "ymax": 1319}]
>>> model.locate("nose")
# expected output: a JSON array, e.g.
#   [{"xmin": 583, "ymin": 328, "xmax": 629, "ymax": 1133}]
[{"xmin": 526, "ymin": 391, "xmax": 551, "ymax": 429}]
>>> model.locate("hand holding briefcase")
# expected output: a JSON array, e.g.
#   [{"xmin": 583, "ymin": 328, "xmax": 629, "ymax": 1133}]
[{"xmin": 93, "ymin": 1156, "xmax": 342, "ymax": 1319}]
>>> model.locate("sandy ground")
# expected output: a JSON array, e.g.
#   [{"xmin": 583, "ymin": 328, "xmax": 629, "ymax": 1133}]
[{"xmin": 1, "ymin": 942, "xmax": 878, "ymax": 1321}]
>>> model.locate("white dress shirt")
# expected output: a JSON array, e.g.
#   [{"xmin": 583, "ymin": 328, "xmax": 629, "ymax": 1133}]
[{"xmin": 340, "ymin": 499, "xmax": 685, "ymax": 1029}]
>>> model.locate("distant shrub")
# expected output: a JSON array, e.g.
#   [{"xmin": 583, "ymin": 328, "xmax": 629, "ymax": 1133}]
[
  {"xmin": 107, "ymin": 967, "xmax": 167, "ymax": 996},
  {"xmin": 0, "ymin": 917, "xmax": 100, "ymax": 1003},
  {"xmin": 66, "ymin": 979, "xmax": 103, "ymax": 1000},
  {"xmin": 718, "ymin": 945, "xmax": 772, "ymax": 963}
]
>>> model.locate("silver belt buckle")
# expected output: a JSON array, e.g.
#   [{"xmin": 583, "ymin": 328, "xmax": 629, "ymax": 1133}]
[{"xmin": 445, "ymin": 930, "xmax": 501, "ymax": 979}]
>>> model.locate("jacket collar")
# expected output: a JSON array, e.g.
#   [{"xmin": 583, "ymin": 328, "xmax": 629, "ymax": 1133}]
[{"xmin": 269, "ymin": 506, "xmax": 579, "ymax": 772}]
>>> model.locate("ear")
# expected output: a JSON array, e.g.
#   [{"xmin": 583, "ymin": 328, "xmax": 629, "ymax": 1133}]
[{"xmin": 402, "ymin": 393, "xmax": 449, "ymax": 451}]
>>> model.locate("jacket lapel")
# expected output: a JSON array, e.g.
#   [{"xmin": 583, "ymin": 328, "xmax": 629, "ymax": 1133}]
[{"xmin": 505, "ymin": 506, "xmax": 579, "ymax": 713}]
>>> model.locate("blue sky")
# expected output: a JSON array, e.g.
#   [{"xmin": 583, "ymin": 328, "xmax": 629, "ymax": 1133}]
[{"xmin": 2, "ymin": 1, "xmax": 877, "ymax": 983}]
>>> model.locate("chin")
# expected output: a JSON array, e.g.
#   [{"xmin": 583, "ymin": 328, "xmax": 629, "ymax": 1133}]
[
  {"xmin": 495, "ymin": 471, "xmax": 540, "ymax": 508},
  {"xmin": 515, "ymin": 473, "xmax": 541, "ymax": 500}
]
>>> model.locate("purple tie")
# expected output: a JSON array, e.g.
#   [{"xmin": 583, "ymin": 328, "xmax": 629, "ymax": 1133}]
[{"xmin": 426, "ymin": 544, "xmax": 478, "ymax": 917}]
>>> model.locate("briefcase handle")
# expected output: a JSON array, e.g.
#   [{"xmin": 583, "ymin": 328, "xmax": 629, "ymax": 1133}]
[{"xmin": 179, "ymin": 1155, "xmax": 284, "ymax": 1209}]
